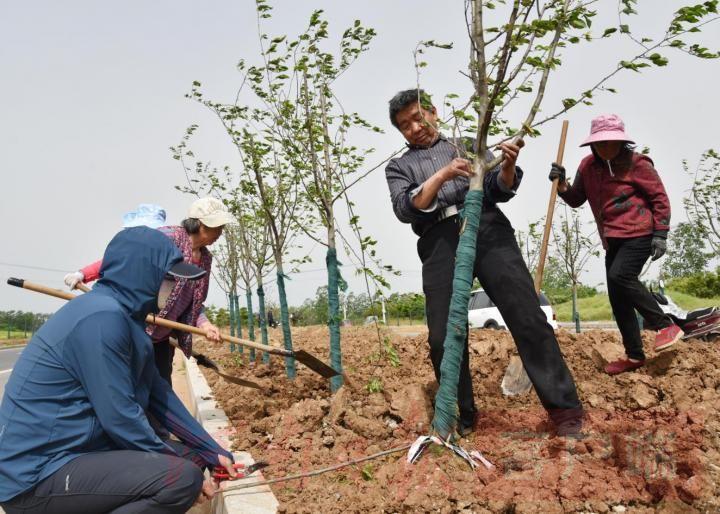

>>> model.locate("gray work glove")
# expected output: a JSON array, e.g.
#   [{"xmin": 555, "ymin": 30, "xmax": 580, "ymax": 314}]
[
  {"xmin": 650, "ymin": 231, "xmax": 667, "ymax": 261},
  {"xmin": 549, "ymin": 162, "xmax": 566, "ymax": 183}
]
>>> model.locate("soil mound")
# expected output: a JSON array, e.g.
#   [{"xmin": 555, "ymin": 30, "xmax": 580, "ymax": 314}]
[{"xmin": 197, "ymin": 326, "xmax": 720, "ymax": 513}]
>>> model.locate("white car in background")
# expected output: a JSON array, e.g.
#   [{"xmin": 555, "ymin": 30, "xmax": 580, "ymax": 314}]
[{"xmin": 468, "ymin": 288, "xmax": 558, "ymax": 330}]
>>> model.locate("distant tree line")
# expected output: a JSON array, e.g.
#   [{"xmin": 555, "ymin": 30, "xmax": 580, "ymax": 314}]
[
  {"xmin": 205, "ymin": 287, "xmax": 426, "ymax": 328},
  {"xmin": 0, "ymin": 311, "xmax": 52, "ymax": 339}
]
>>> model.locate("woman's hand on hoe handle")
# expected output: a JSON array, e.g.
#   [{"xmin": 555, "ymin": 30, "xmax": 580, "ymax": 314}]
[
  {"xmin": 548, "ymin": 162, "xmax": 569, "ymax": 193},
  {"xmin": 199, "ymin": 321, "xmax": 222, "ymax": 342},
  {"xmin": 63, "ymin": 271, "xmax": 85, "ymax": 291}
]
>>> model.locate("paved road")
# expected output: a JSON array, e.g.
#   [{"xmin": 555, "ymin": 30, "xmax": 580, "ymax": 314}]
[
  {"xmin": 0, "ymin": 348, "xmax": 22, "ymax": 512},
  {"xmin": 0, "ymin": 346, "xmax": 24, "ymax": 399}
]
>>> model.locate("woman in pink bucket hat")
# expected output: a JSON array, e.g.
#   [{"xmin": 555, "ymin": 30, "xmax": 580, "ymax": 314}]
[{"xmin": 548, "ymin": 114, "xmax": 683, "ymax": 375}]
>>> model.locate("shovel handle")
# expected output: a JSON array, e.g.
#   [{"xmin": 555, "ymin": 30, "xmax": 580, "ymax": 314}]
[
  {"xmin": 533, "ymin": 120, "xmax": 569, "ymax": 294},
  {"xmin": 145, "ymin": 315, "xmax": 292, "ymax": 357},
  {"xmin": 9, "ymin": 278, "xmax": 293, "ymax": 358}
]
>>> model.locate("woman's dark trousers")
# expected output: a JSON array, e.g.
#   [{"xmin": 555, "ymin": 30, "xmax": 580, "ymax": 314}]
[{"xmin": 605, "ymin": 235, "xmax": 671, "ymax": 360}]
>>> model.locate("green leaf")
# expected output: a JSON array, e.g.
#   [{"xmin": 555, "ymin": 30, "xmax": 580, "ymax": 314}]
[
  {"xmin": 361, "ymin": 463, "xmax": 374, "ymax": 480},
  {"xmin": 602, "ymin": 27, "xmax": 617, "ymax": 37},
  {"xmin": 648, "ymin": 53, "xmax": 669, "ymax": 66}
]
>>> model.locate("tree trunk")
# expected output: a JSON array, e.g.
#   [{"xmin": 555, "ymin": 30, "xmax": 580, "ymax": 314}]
[
  {"xmin": 326, "ymin": 225, "xmax": 344, "ymax": 392},
  {"xmin": 276, "ymin": 264, "xmax": 296, "ymax": 379},
  {"xmin": 233, "ymin": 291, "xmax": 243, "ymax": 349},
  {"xmin": 245, "ymin": 288, "xmax": 256, "ymax": 362},
  {"xmin": 572, "ymin": 282, "xmax": 579, "ymax": 334},
  {"xmin": 431, "ymin": 189, "xmax": 485, "ymax": 438},
  {"xmin": 228, "ymin": 292, "xmax": 236, "ymax": 352},
  {"xmin": 256, "ymin": 280, "xmax": 270, "ymax": 364}
]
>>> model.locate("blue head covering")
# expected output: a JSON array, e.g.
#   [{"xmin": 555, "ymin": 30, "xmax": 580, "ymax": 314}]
[
  {"xmin": 96, "ymin": 226, "xmax": 183, "ymax": 320},
  {"xmin": 122, "ymin": 204, "xmax": 167, "ymax": 229}
]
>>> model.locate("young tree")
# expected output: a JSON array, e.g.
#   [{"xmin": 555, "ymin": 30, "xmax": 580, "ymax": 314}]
[
  {"xmin": 171, "ymin": 123, "xmax": 277, "ymax": 365},
  {"xmin": 181, "ymin": 1, "xmax": 392, "ymax": 389},
  {"xmin": 684, "ymin": 149, "xmax": 720, "ymax": 256},
  {"xmin": 515, "ymin": 217, "xmax": 545, "ymax": 276},
  {"xmin": 215, "ymin": 3, "xmax": 381, "ymax": 391},
  {"xmin": 425, "ymin": 0, "xmax": 718, "ymax": 438},
  {"xmin": 171, "ymin": 133, "xmax": 249, "ymax": 348},
  {"xmin": 552, "ymin": 207, "xmax": 600, "ymax": 331},
  {"xmin": 234, "ymin": 198, "xmax": 275, "ymax": 364},
  {"xmin": 214, "ymin": 224, "xmax": 245, "ymax": 348},
  {"xmin": 197, "ymin": 113, "xmax": 306, "ymax": 377},
  {"xmin": 661, "ymin": 221, "xmax": 712, "ymax": 278},
  {"xmin": 541, "ymin": 255, "xmax": 572, "ymax": 303}
]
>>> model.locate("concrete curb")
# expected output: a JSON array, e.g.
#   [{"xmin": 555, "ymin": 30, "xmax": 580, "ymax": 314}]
[{"xmin": 183, "ymin": 354, "xmax": 279, "ymax": 514}]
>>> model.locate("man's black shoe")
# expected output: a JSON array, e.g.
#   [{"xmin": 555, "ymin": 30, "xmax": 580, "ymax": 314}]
[
  {"xmin": 556, "ymin": 417, "xmax": 584, "ymax": 438},
  {"xmin": 457, "ymin": 411, "xmax": 479, "ymax": 437},
  {"xmin": 457, "ymin": 422, "xmax": 474, "ymax": 437}
]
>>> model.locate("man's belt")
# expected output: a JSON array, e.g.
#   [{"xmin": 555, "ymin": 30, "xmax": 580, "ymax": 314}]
[
  {"xmin": 437, "ymin": 204, "xmax": 460, "ymax": 222},
  {"xmin": 417, "ymin": 204, "xmax": 464, "ymax": 238}
]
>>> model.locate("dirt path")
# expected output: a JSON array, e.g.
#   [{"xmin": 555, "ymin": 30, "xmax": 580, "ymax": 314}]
[{"xmin": 195, "ymin": 326, "xmax": 720, "ymax": 513}]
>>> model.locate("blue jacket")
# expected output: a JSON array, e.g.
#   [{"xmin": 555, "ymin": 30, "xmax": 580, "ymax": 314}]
[{"xmin": 0, "ymin": 227, "xmax": 232, "ymax": 501}]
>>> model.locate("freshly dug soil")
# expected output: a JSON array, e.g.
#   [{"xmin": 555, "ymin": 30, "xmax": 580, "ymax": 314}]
[{"xmin": 195, "ymin": 326, "xmax": 720, "ymax": 513}]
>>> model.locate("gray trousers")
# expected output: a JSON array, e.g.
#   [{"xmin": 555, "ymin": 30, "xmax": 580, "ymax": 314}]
[{"xmin": 1, "ymin": 441, "xmax": 204, "ymax": 514}]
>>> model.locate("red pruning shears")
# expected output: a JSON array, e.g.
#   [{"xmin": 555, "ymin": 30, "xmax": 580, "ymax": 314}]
[{"xmin": 212, "ymin": 461, "xmax": 269, "ymax": 481}]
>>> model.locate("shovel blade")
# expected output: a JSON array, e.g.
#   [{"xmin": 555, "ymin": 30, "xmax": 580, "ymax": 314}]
[
  {"xmin": 293, "ymin": 350, "xmax": 341, "ymax": 378},
  {"xmin": 216, "ymin": 370, "xmax": 263, "ymax": 390},
  {"xmin": 192, "ymin": 352, "xmax": 220, "ymax": 372},
  {"xmin": 182, "ymin": 343, "xmax": 262, "ymax": 390},
  {"xmin": 501, "ymin": 356, "xmax": 533, "ymax": 396}
]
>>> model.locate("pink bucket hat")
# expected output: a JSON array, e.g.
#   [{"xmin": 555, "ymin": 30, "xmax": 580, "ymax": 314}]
[{"xmin": 580, "ymin": 114, "xmax": 634, "ymax": 147}]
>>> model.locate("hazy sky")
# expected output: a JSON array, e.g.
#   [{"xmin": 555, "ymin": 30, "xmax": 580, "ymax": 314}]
[{"xmin": 1, "ymin": 1, "xmax": 718, "ymax": 315}]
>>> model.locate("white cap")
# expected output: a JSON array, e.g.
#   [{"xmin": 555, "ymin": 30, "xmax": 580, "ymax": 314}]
[{"xmin": 187, "ymin": 197, "xmax": 235, "ymax": 228}]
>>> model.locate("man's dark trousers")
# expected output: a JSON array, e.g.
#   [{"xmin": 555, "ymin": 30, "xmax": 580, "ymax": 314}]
[
  {"xmin": 605, "ymin": 235, "xmax": 671, "ymax": 361},
  {"xmin": 0, "ymin": 441, "xmax": 204, "ymax": 514},
  {"xmin": 418, "ymin": 208, "xmax": 582, "ymax": 425}
]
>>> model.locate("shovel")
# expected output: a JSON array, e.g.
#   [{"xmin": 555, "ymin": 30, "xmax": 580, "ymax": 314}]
[
  {"xmin": 501, "ymin": 120, "xmax": 569, "ymax": 396},
  {"xmin": 71, "ymin": 283, "xmax": 262, "ymax": 388},
  {"xmin": 9, "ymin": 278, "xmax": 262, "ymax": 389},
  {"xmin": 178, "ymin": 344, "xmax": 263, "ymax": 389},
  {"xmin": 8, "ymin": 277, "xmax": 340, "ymax": 380}
]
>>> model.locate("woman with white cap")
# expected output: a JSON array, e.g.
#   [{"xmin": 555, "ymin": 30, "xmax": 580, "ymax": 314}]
[
  {"xmin": 64, "ymin": 197, "xmax": 235, "ymax": 384},
  {"xmin": 549, "ymin": 114, "xmax": 683, "ymax": 375}
]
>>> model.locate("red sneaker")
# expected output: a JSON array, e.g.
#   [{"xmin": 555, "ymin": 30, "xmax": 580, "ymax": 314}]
[
  {"xmin": 605, "ymin": 358, "xmax": 645, "ymax": 375},
  {"xmin": 654, "ymin": 324, "xmax": 684, "ymax": 352}
]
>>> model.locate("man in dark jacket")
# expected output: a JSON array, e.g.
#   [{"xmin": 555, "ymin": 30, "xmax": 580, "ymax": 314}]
[{"xmin": 0, "ymin": 227, "xmax": 236, "ymax": 514}]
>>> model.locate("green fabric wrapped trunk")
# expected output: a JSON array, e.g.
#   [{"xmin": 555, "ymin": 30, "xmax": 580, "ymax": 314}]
[
  {"xmin": 245, "ymin": 290, "xmax": 256, "ymax": 362},
  {"xmin": 326, "ymin": 248, "xmax": 344, "ymax": 392},
  {"xmin": 431, "ymin": 189, "xmax": 484, "ymax": 438},
  {"xmin": 277, "ymin": 271, "xmax": 296, "ymax": 379},
  {"xmin": 257, "ymin": 286, "xmax": 270, "ymax": 364}
]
